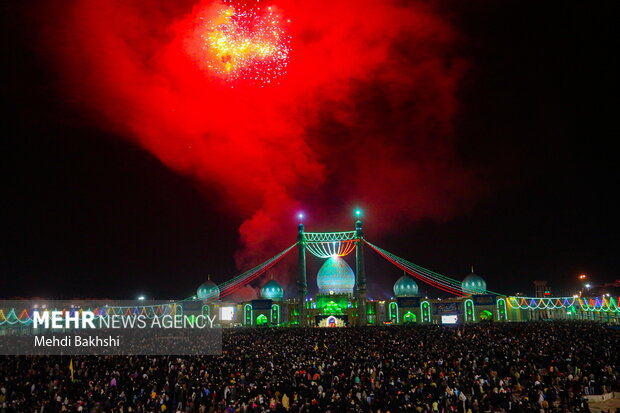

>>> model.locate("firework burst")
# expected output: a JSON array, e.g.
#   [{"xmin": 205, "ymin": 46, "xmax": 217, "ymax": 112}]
[{"xmin": 202, "ymin": 1, "xmax": 291, "ymax": 85}]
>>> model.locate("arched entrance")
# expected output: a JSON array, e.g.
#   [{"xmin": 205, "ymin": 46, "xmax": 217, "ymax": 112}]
[
  {"xmin": 256, "ymin": 314, "xmax": 269, "ymax": 326},
  {"xmin": 403, "ymin": 311, "xmax": 417, "ymax": 324},
  {"xmin": 318, "ymin": 316, "xmax": 346, "ymax": 327}
]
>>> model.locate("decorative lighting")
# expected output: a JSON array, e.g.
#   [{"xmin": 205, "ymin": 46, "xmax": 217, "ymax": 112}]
[{"xmin": 305, "ymin": 239, "xmax": 356, "ymax": 258}]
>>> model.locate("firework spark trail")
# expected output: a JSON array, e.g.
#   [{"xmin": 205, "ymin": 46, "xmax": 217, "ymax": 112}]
[{"xmin": 201, "ymin": 1, "xmax": 291, "ymax": 85}]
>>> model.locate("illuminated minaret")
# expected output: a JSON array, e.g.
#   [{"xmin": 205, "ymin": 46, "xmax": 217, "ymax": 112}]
[
  {"xmin": 354, "ymin": 209, "xmax": 367, "ymax": 325},
  {"xmin": 297, "ymin": 215, "xmax": 307, "ymax": 326}
]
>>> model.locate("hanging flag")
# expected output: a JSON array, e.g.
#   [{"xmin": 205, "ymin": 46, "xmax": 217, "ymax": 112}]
[{"xmin": 69, "ymin": 359, "xmax": 74, "ymax": 381}]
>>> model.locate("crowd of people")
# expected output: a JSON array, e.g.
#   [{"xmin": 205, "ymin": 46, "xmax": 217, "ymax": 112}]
[{"xmin": 1, "ymin": 321, "xmax": 618, "ymax": 412}]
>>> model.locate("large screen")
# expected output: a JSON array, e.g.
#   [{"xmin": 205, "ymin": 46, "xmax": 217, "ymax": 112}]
[
  {"xmin": 441, "ymin": 315, "xmax": 458, "ymax": 324},
  {"xmin": 219, "ymin": 306, "xmax": 235, "ymax": 321}
]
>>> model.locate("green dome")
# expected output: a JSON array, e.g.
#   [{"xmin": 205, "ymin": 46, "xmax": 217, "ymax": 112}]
[
  {"xmin": 393, "ymin": 275, "xmax": 419, "ymax": 297},
  {"xmin": 197, "ymin": 279, "xmax": 220, "ymax": 301},
  {"xmin": 462, "ymin": 272, "xmax": 487, "ymax": 294},
  {"xmin": 317, "ymin": 257, "xmax": 355, "ymax": 295},
  {"xmin": 261, "ymin": 279, "xmax": 284, "ymax": 300}
]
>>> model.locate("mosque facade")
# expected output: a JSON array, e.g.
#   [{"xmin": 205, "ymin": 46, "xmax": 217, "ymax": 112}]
[
  {"xmin": 194, "ymin": 258, "xmax": 614, "ymax": 327},
  {"xmin": 192, "ymin": 221, "xmax": 619, "ymax": 326}
]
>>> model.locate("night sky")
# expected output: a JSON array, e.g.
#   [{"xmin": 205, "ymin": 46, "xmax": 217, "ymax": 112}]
[{"xmin": 2, "ymin": 0, "xmax": 617, "ymax": 300}]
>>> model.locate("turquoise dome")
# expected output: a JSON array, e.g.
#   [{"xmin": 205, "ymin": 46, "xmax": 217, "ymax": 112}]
[
  {"xmin": 197, "ymin": 279, "xmax": 220, "ymax": 301},
  {"xmin": 317, "ymin": 257, "xmax": 355, "ymax": 295},
  {"xmin": 261, "ymin": 279, "xmax": 284, "ymax": 300},
  {"xmin": 393, "ymin": 275, "xmax": 419, "ymax": 297},
  {"xmin": 462, "ymin": 272, "xmax": 487, "ymax": 294}
]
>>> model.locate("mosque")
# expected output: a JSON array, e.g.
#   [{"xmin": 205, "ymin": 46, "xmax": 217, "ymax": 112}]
[
  {"xmin": 195, "ymin": 260, "xmax": 512, "ymax": 327},
  {"xmin": 191, "ymin": 219, "xmax": 619, "ymax": 326},
  {"xmin": 1, "ymin": 218, "xmax": 616, "ymax": 331}
]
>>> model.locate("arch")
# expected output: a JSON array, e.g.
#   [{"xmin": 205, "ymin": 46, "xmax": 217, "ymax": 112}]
[
  {"xmin": 421, "ymin": 301, "xmax": 431, "ymax": 323},
  {"xmin": 256, "ymin": 314, "xmax": 268, "ymax": 326},
  {"xmin": 464, "ymin": 299, "xmax": 475, "ymax": 322},
  {"xmin": 244, "ymin": 304, "xmax": 252, "ymax": 325},
  {"xmin": 388, "ymin": 302, "xmax": 398, "ymax": 322},
  {"xmin": 271, "ymin": 304, "xmax": 280, "ymax": 325},
  {"xmin": 497, "ymin": 298, "xmax": 507, "ymax": 321},
  {"xmin": 403, "ymin": 311, "xmax": 417, "ymax": 324},
  {"xmin": 318, "ymin": 316, "xmax": 346, "ymax": 327}
]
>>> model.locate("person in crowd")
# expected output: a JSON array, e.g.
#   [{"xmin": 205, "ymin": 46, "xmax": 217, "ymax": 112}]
[{"xmin": 0, "ymin": 321, "xmax": 617, "ymax": 412}]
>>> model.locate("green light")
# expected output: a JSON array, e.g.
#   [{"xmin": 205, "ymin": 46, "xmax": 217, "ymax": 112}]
[
  {"xmin": 244, "ymin": 304, "xmax": 252, "ymax": 325},
  {"xmin": 322, "ymin": 301, "xmax": 343, "ymax": 315},
  {"xmin": 271, "ymin": 304, "xmax": 280, "ymax": 325},
  {"xmin": 497, "ymin": 298, "xmax": 507, "ymax": 321},
  {"xmin": 465, "ymin": 299, "xmax": 476, "ymax": 322},
  {"xmin": 506, "ymin": 296, "xmax": 620, "ymax": 313},
  {"xmin": 355, "ymin": 209, "xmax": 362, "ymax": 217},
  {"xmin": 305, "ymin": 231, "xmax": 356, "ymax": 242},
  {"xmin": 389, "ymin": 302, "xmax": 398, "ymax": 321},
  {"xmin": 256, "ymin": 314, "xmax": 268, "ymax": 326},
  {"xmin": 404, "ymin": 311, "xmax": 416, "ymax": 323},
  {"xmin": 421, "ymin": 301, "xmax": 431, "ymax": 323}
]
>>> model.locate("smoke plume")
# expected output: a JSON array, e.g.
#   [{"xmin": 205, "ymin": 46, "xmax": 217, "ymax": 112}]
[{"xmin": 41, "ymin": 0, "xmax": 478, "ymax": 286}]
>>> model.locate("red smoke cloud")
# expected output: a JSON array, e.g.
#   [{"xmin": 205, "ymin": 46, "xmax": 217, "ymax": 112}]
[{"xmin": 42, "ymin": 0, "xmax": 477, "ymax": 282}]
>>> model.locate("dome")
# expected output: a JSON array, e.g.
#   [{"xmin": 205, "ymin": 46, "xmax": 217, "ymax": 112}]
[
  {"xmin": 197, "ymin": 279, "xmax": 220, "ymax": 301},
  {"xmin": 462, "ymin": 271, "xmax": 487, "ymax": 294},
  {"xmin": 261, "ymin": 279, "xmax": 284, "ymax": 300},
  {"xmin": 317, "ymin": 257, "xmax": 355, "ymax": 295},
  {"xmin": 393, "ymin": 275, "xmax": 419, "ymax": 297}
]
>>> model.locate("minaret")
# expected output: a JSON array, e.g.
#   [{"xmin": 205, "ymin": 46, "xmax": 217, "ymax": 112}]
[
  {"xmin": 355, "ymin": 212, "xmax": 367, "ymax": 325},
  {"xmin": 297, "ymin": 218, "xmax": 307, "ymax": 326}
]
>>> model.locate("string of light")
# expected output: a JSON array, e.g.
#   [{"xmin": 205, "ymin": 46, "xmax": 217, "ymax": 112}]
[
  {"xmin": 0, "ymin": 305, "xmax": 181, "ymax": 326},
  {"xmin": 305, "ymin": 240, "xmax": 356, "ymax": 258},
  {"xmin": 507, "ymin": 296, "xmax": 620, "ymax": 312},
  {"xmin": 365, "ymin": 241, "xmax": 466, "ymax": 296},
  {"xmin": 3, "ymin": 238, "xmax": 618, "ymax": 326},
  {"xmin": 304, "ymin": 231, "xmax": 357, "ymax": 242},
  {"xmin": 365, "ymin": 241, "xmax": 501, "ymax": 296},
  {"xmin": 212, "ymin": 244, "xmax": 296, "ymax": 302}
]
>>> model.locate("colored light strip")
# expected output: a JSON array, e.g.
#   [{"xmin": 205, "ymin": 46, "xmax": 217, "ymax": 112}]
[
  {"xmin": 507, "ymin": 296, "xmax": 620, "ymax": 313},
  {"xmin": 214, "ymin": 244, "xmax": 296, "ymax": 301},
  {"xmin": 365, "ymin": 242, "xmax": 466, "ymax": 296},
  {"xmin": 305, "ymin": 240, "xmax": 357, "ymax": 258},
  {"xmin": 304, "ymin": 231, "xmax": 357, "ymax": 242},
  {"xmin": 366, "ymin": 241, "xmax": 501, "ymax": 295},
  {"xmin": 365, "ymin": 241, "xmax": 497, "ymax": 296}
]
